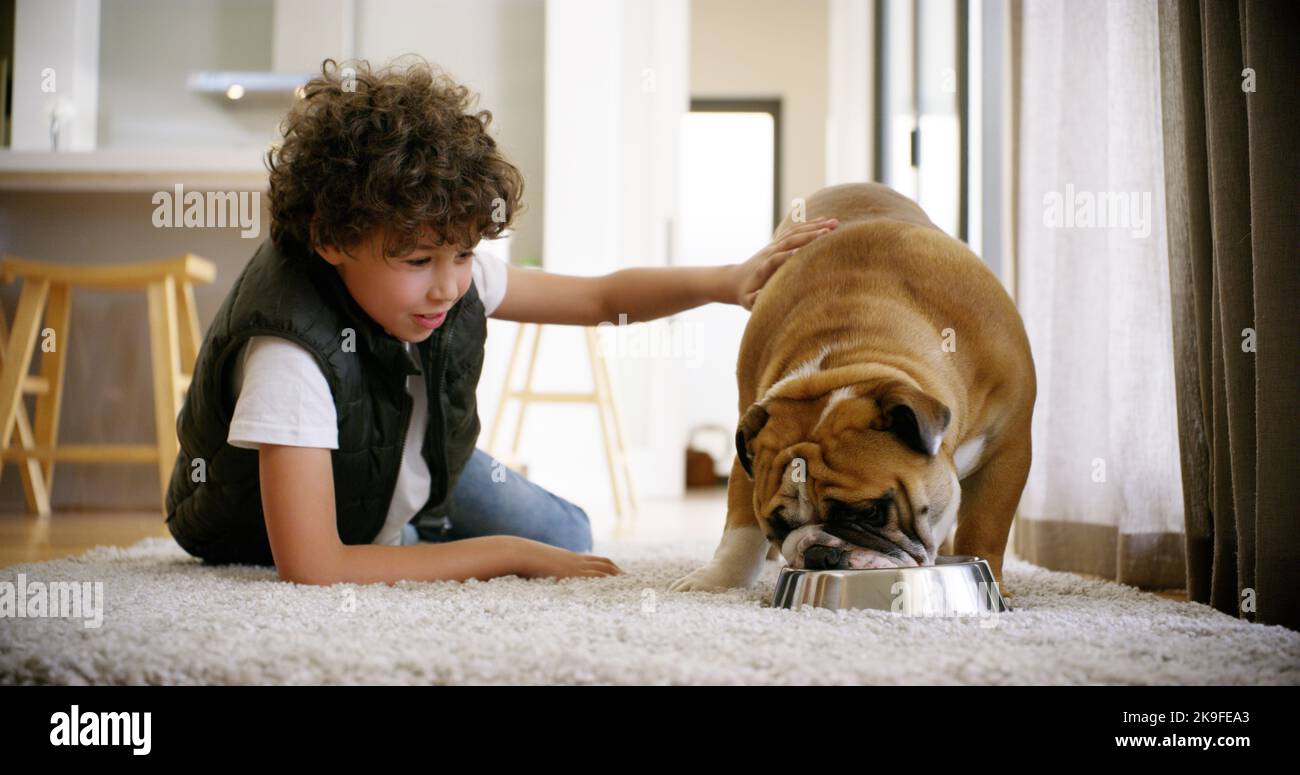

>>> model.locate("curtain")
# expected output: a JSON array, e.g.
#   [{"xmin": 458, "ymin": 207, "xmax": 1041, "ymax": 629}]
[
  {"xmin": 1157, "ymin": 0, "xmax": 1299, "ymax": 629},
  {"xmin": 1012, "ymin": 0, "xmax": 1188, "ymax": 590}
]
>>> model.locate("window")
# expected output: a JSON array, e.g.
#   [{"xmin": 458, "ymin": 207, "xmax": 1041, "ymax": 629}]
[
  {"xmin": 876, "ymin": 0, "xmax": 963, "ymax": 239},
  {"xmin": 673, "ymin": 98, "xmax": 781, "ymax": 446}
]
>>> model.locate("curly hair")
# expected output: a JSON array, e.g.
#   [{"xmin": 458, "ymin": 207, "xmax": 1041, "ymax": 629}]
[{"xmin": 267, "ymin": 55, "xmax": 525, "ymax": 260}]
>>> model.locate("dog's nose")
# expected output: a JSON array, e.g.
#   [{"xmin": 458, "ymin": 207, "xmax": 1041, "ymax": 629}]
[{"xmin": 803, "ymin": 545, "xmax": 844, "ymax": 569}]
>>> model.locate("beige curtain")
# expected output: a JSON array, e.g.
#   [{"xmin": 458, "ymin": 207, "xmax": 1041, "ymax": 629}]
[
  {"xmin": 1011, "ymin": 0, "xmax": 1188, "ymax": 589},
  {"xmin": 1157, "ymin": 0, "xmax": 1299, "ymax": 629}
]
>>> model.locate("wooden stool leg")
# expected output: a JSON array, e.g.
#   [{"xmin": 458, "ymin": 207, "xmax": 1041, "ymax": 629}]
[
  {"xmin": 0, "ymin": 278, "xmax": 50, "ymax": 484},
  {"xmin": 11, "ymin": 395, "xmax": 51, "ymax": 515},
  {"xmin": 174, "ymin": 279, "xmax": 202, "ymax": 377},
  {"xmin": 0, "ymin": 286, "xmax": 52, "ymax": 516},
  {"xmin": 590, "ymin": 327, "xmax": 637, "ymax": 518},
  {"xmin": 509, "ymin": 323, "xmax": 543, "ymax": 461},
  {"xmin": 486, "ymin": 320, "xmax": 527, "ymax": 460},
  {"xmin": 147, "ymin": 276, "xmax": 182, "ymax": 515},
  {"xmin": 584, "ymin": 327, "xmax": 625, "ymax": 519},
  {"xmin": 33, "ymin": 283, "xmax": 71, "ymax": 502}
]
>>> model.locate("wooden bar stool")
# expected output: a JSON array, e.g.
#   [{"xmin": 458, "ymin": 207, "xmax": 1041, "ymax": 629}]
[
  {"xmin": 486, "ymin": 323, "xmax": 638, "ymax": 527},
  {"xmin": 0, "ymin": 254, "xmax": 217, "ymax": 517}
]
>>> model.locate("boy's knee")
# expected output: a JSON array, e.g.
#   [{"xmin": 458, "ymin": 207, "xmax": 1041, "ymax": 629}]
[{"xmin": 567, "ymin": 507, "xmax": 593, "ymax": 553}]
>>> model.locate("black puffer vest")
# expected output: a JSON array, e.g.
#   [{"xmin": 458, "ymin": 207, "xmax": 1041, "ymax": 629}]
[{"xmin": 165, "ymin": 237, "xmax": 487, "ymax": 566}]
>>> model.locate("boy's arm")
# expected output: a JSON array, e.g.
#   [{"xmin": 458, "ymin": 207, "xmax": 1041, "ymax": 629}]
[
  {"xmin": 259, "ymin": 443, "xmax": 528, "ymax": 585},
  {"xmin": 489, "ymin": 217, "xmax": 837, "ymax": 325},
  {"xmin": 490, "ymin": 264, "xmax": 725, "ymax": 326}
]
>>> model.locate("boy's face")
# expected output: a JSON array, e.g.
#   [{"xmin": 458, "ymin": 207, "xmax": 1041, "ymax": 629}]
[{"xmin": 317, "ymin": 227, "xmax": 475, "ymax": 343}]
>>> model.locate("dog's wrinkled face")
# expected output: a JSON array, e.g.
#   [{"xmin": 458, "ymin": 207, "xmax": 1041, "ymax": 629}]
[{"xmin": 737, "ymin": 379, "xmax": 960, "ymax": 570}]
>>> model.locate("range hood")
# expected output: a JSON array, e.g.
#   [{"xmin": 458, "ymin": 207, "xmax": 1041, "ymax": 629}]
[{"xmin": 187, "ymin": 0, "xmax": 355, "ymax": 99}]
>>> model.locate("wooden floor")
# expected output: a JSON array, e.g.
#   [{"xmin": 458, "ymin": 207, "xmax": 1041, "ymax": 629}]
[
  {"xmin": 0, "ymin": 501, "xmax": 1188, "ymax": 603},
  {"xmin": 0, "ymin": 509, "xmax": 173, "ymax": 566},
  {"xmin": 0, "ymin": 493, "xmax": 729, "ymax": 568},
  {"xmin": 1072, "ymin": 571, "xmax": 1187, "ymax": 602}
]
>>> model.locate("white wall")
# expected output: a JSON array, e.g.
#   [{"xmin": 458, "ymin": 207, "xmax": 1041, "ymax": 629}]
[
  {"xmin": 12, "ymin": 0, "xmax": 101, "ymax": 150},
  {"xmin": 504, "ymin": 0, "xmax": 834, "ymax": 510},
  {"xmin": 99, "ymin": 0, "xmax": 548, "ymax": 262},
  {"xmin": 690, "ymin": 0, "xmax": 829, "ymax": 212},
  {"xmin": 0, "ymin": 0, "xmax": 836, "ymax": 518},
  {"xmin": 498, "ymin": 0, "xmax": 689, "ymax": 508},
  {"xmin": 354, "ymin": 0, "xmax": 546, "ymax": 268},
  {"xmin": 1, "ymin": 0, "xmax": 549, "ymax": 512},
  {"xmin": 825, "ymin": 0, "xmax": 875, "ymax": 185},
  {"xmin": 96, "ymin": 0, "xmax": 283, "ymax": 149}
]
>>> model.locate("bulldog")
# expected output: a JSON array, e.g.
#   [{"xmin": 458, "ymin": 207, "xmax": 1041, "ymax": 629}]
[{"xmin": 669, "ymin": 182, "xmax": 1036, "ymax": 597}]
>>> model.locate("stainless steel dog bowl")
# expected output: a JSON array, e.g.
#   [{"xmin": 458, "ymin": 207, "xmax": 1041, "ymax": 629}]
[{"xmin": 772, "ymin": 555, "xmax": 1012, "ymax": 616}]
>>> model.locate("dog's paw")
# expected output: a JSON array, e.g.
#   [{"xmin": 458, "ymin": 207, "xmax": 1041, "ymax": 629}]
[{"xmin": 668, "ymin": 563, "xmax": 750, "ymax": 593}]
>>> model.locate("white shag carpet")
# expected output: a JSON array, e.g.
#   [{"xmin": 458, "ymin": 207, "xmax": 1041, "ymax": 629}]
[{"xmin": 1, "ymin": 536, "xmax": 1297, "ymax": 685}]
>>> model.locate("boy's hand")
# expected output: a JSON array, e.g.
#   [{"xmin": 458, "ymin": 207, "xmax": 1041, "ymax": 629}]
[
  {"xmin": 727, "ymin": 217, "xmax": 839, "ymax": 310},
  {"xmin": 514, "ymin": 537, "xmax": 624, "ymax": 579}
]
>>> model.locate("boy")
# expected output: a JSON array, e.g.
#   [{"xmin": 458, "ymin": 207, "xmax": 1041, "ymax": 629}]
[{"xmin": 164, "ymin": 56, "xmax": 837, "ymax": 586}]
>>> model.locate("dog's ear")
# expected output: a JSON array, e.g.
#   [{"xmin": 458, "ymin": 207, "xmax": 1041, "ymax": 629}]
[
  {"xmin": 735, "ymin": 403, "xmax": 770, "ymax": 479},
  {"xmin": 872, "ymin": 382, "xmax": 951, "ymax": 457}
]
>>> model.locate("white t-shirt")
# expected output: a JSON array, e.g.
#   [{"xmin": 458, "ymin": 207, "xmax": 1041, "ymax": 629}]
[{"xmin": 226, "ymin": 250, "xmax": 508, "ymax": 545}]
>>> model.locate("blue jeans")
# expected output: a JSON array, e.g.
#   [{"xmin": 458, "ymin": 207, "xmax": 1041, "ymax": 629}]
[{"xmin": 400, "ymin": 449, "xmax": 593, "ymax": 552}]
